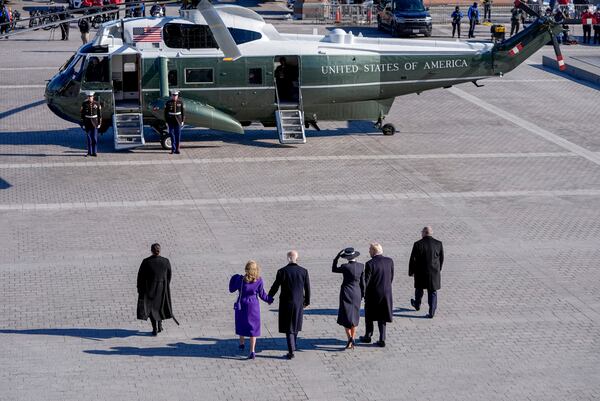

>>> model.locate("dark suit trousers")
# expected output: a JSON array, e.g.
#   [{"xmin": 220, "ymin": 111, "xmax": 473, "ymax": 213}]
[
  {"xmin": 286, "ymin": 332, "xmax": 298, "ymax": 353},
  {"xmin": 149, "ymin": 316, "xmax": 162, "ymax": 331},
  {"xmin": 365, "ymin": 320, "xmax": 386, "ymax": 341},
  {"xmin": 415, "ymin": 289, "xmax": 437, "ymax": 317}
]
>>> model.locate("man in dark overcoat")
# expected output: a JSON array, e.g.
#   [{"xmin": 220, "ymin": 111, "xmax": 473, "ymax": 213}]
[
  {"xmin": 409, "ymin": 226, "xmax": 444, "ymax": 318},
  {"xmin": 268, "ymin": 250, "xmax": 311, "ymax": 359},
  {"xmin": 137, "ymin": 243, "xmax": 178, "ymax": 335},
  {"xmin": 359, "ymin": 243, "xmax": 394, "ymax": 347}
]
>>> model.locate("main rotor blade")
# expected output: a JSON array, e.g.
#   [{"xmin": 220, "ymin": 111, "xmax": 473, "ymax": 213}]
[
  {"xmin": 514, "ymin": 0, "xmax": 540, "ymax": 18},
  {"xmin": 551, "ymin": 35, "xmax": 566, "ymax": 71},
  {"xmin": 196, "ymin": 0, "xmax": 241, "ymax": 61}
]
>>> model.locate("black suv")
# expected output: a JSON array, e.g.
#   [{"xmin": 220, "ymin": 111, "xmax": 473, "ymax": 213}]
[{"xmin": 377, "ymin": 0, "xmax": 433, "ymax": 37}]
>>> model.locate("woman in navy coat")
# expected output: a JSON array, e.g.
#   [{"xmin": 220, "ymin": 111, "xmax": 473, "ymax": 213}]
[
  {"xmin": 229, "ymin": 260, "xmax": 273, "ymax": 359},
  {"xmin": 332, "ymin": 248, "xmax": 365, "ymax": 350}
]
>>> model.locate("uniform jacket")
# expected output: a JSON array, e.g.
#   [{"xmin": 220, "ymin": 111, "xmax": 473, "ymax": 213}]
[
  {"xmin": 364, "ymin": 255, "xmax": 394, "ymax": 323},
  {"xmin": 581, "ymin": 11, "xmax": 594, "ymax": 25},
  {"xmin": 164, "ymin": 98, "xmax": 185, "ymax": 126},
  {"xmin": 78, "ymin": 18, "xmax": 90, "ymax": 33},
  {"xmin": 136, "ymin": 255, "xmax": 177, "ymax": 323},
  {"xmin": 409, "ymin": 236, "xmax": 444, "ymax": 291},
  {"xmin": 451, "ymin": 10, "xmax": 463, "ymax": 22},
  {"xmin": 268, "ymin": 263, "xmax": 310, "ymax": 334},
  {"xmin": 80, "ymin": 99, "xmax": 102, "ymax": 130},
  {"xmin": 468, "ymin": 5, "xmax": 479, "ymax": 20}
]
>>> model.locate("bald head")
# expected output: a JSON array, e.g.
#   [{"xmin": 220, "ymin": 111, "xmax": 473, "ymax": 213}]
[
  {"xmin": 422, "ymin": 226, "xmax": 433, "ymax": 238},
  {"xmin": 287, "ymin": 250, "xmax": 298, "ymax": 264}
]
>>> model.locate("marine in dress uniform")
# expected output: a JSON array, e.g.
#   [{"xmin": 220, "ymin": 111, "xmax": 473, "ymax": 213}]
[
  {"xmin": 164, "ymin": 90, "xmax": 184, "ymax": 154},
  {"xmin": 80, "ymin": 91, "xmax": 101, "ymax": 156},
  {"xmin": 409, "ymin": 226, "xmax": 444, "ymax": 318}
]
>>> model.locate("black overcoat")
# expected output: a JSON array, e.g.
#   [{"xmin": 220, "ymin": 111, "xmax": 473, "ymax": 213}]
[
  {"xmin": 332, "ymin": 258, "xmax": 365, "ymax": 329},
  {"xmin": 137, "ymin": 255, "xmax": 176, "ymax": 322},
  {"xmin": 364, "ymin": 255, "xmax": 394, "ymax": 323},
  {"xmin": 409, "ymin": 236, "xmax": 444, "ymax": 291},
  {"xmin": 268, "ymin": 263, "xmax": 311, "ymax": 334}
]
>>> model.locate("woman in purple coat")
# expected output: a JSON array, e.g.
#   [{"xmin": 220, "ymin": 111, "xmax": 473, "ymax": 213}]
[{"xmin": 229, "ymin": 260, "xmax": 273, "ymax": 359}]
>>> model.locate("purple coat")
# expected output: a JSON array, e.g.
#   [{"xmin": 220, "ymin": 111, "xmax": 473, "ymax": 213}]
[{"xmin": 229, "ymin": 275, "xmax": 272, "ymax": 337}]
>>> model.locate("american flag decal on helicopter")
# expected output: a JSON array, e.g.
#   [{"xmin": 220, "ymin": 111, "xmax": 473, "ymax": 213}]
[{"xmin": 132, "ymin": 27, "xmax": 162, "ymax": 42}]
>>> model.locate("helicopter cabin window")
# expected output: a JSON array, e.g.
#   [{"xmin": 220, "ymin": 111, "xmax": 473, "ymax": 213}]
[
  {"xmin": 168, "ymin": 70, "xmax": 178, "ymax": 86},
  {"xmin": 185, "ymin": 68, "xmax": 213, "ymax": 84},
  {"xmin": 85, "ymin": 56, "xmax": 110, "ymax": 83},
  {"xmin": 163, "ymin": 23, "xmax": 218, "ymax": 49},
  {"xmin": 228, "ymin": 28, "xmax": 262, "ymax": 44},
  {"xmin": 248, "ymin": 68, "xmax": 262, "ymax": 85}
]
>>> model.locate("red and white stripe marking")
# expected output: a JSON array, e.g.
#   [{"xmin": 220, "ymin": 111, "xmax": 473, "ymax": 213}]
[
  {"xmin": 508, "ymin": 43, "xmax": 524, "ymax": 57},
  {"xmin": 557, "ymin": 55, "xmax": 566, "ymax": 71}
]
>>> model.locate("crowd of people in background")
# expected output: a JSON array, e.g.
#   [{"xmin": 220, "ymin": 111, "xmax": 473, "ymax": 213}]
[{"xmin": 449, "ymin": 1, "xmax": 600, "ymax": 45}]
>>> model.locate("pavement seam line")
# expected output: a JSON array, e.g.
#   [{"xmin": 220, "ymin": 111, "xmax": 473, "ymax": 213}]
[
  {"xmin": 449, "ymin": 87, "xmax": 600, "ymax": 166},
  {"xmin": 1, "ymin": 189, "xmax": 600, "ymax": 211},
  {"xmin": 0, "ymin": 152, "xmax": 576, "ymax": 169}
]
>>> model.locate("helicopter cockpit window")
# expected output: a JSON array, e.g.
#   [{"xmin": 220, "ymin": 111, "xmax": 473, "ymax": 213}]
[
  {"xmin": 163, "ymin": 23, "xmax": 218, "ymax": 49},
  {"xmin": 85, "ymin": 56, "xmax": 110, "ymax": 83}
]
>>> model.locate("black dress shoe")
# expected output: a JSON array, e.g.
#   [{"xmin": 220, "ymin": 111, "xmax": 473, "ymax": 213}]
[
  {"xmin": 345, "ymin": 338, "xmax": 352, "ymax": 349},
  {"xmin": 157, "ymin": 321, "xmax": 163, "ymax": 333},
  {"xmin": 286, "ymin": 352, "xmax": 295, "ymax": 359},
  {"xmin": 358, "ymin": 336, "xmax": 372, "ymax": 343},
  {"xmin": 151, "ymin": 330, "xmax": 158, "ymax": 336},
  {"xmin": 426, "ymin": 313, "xmax": 434, "ymax": 319},
  {"xmin": 376, "ymin": 340, "xmax": 386, "ymax": 348},
  {"xmin": 411, "ymin": 299, "xmax": 420, "ymax": 311}
]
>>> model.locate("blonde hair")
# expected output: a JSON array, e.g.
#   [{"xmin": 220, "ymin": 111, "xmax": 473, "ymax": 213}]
[
  {"xmin": 244, "ymin": 260, "xmax": 260, "ymax": 283},
  {"xmin": 370, "ymin": 243, "xmax": 383, "ymax": 256}
]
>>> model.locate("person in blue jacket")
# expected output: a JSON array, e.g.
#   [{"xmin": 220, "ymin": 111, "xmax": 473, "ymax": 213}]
[
  {"xmin": 467, "ymin": 2, "xmax": 479, "ymax": 38},
  {"xmin": 451, "ymin": 6, "xmax": 463, "ymax": 38}
]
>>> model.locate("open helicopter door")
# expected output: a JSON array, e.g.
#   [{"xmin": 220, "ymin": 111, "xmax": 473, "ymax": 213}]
[
  {"xmin": 110, "ymin": 51, "xmax": 145, "ymax": 150},
  {"xmin": 273, "ymin": 55, "xmax": 305, "ymax": 144}
]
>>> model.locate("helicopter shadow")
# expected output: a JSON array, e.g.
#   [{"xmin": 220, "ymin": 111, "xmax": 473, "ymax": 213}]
[
  {"xmin": 530, "ymin": 64, "xmax": 600, "ymax": 91},
  {"xmin": 0, "ymin": 100, "xmax": 47, "ymax": 121}
]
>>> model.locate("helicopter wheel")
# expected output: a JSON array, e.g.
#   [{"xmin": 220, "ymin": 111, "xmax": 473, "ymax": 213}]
[
  {"xmin": 160, "ymin": 134, "xmax": 172, "ymax": 150},
  {"xmin": 381, "ymin": 123, "xmax": 396, "ymax": 136}
]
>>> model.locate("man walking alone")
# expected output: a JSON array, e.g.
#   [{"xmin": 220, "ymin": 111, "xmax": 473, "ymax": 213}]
[{"xmin": 409, "ymin": 227, "xmax": 444, "ymax": 318}]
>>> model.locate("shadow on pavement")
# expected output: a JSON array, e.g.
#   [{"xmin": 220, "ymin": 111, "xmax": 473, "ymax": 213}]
[
  {"xmin": 0, "ymin": 100, "xmax": 46, "ymax": 121},
  {"xmin": 84, "ymin": 336, "xmax": 349, "ymax": 359},
  {"xmin": 393, "ymin": 307, "xmax": 430, "ymax": 319},
  {"xmin": 0, "ymin": 328, "xmax": 145, "ymax": 341}
]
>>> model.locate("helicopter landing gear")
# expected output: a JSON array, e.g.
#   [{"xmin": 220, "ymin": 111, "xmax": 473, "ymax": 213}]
[
  {"xmin": 374, "ymin": 113, "xmax": 396, "ymax": 136},
  {"xmin": 151, "ymin": 123, "xmax": 172, "ymax": 150},
  {"xmin": 382, "ymin": 123, "xmax": 396, "ymax": 136},
  {"xmin": 160, "ymin": 134, "xmax": 172, "ymax": 150}
]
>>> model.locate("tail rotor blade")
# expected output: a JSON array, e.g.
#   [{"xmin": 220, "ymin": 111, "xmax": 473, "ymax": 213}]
[
  {"xmin": 551, "ymin": 35, "xmax": 566, "ymax": 71},
  {"xmin": 197, "ymin": 0, "xmax": 242, "ymax": 61}
]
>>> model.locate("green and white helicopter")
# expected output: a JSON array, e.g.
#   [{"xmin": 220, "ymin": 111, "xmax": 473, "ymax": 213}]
[{"xmin": 39, "ymin": 0, "xmax": 565, "ymax": 149}]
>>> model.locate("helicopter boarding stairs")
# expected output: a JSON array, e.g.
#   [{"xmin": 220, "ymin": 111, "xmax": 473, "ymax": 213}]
[
  {"xmin": 274, "ymin": 84, "xmax": 306, "ymax": 145},
  {"xmin": 112, "ymin": 96, "xmax": 145, "ymax": 150}
]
